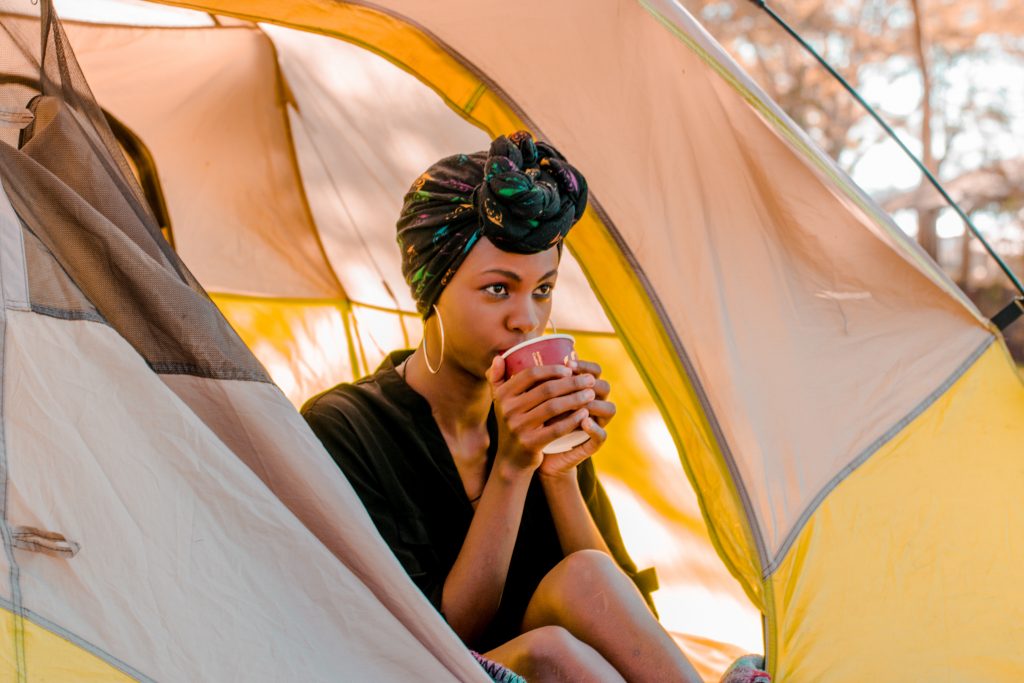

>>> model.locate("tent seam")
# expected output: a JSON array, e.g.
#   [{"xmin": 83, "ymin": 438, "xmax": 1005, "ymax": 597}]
[
  {"xmin": 312, "ymin": 1, "xmax": 769, "ymax": 570},
  {"xmin": 463, "ymin": 83, "xmax": 486, "ymax": 114},
  {"xmin": 764, "ymin": 333, "xmax": 996, "ymax": 578},
  {"xmin": 156, "ymin": 0, "xmax": 769, "ymax": 619},
  {"xmin": 0, "ymin": 596, "xmax": 156, "ymax": 682},
  {"xmin": 583, "ymin": 198, "xmax": 769, "ymax": 568},
  {"xmin": 637, "ymin": 0, "xmax": 984, "ymax": 324},
  {"xmin": 0, "ymin": 218, "xmax": 27, "ymax": 313},
  {"xmin": 261, "ymin": 27, "xmax": 351, "ymax": 303},
  {"xmin": 29, "ymin": 303, "xmax": 106, "ymax": 324},
  {"xmin": 323, "ymin": 0, "xmax": 772, "ymax": 583},
  {"xmin": 0, "ymin": 177, "xmax": 27, "ymax": 681}
]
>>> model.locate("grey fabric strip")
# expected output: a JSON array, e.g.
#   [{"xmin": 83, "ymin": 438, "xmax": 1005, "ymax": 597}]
[
  {"xmin": 0, "ymin": 181, "xmax": 28, "ymax": 310},
  {"xmin": 0, "ymin": 179, "xmax": 26, "ymax": 679},
  {"xmin": 0, "ymin": 595, "xmax": 153, "ymax": 682},
  {"xmin": 764, "ymin": 333, "xmax": 996, "ymax": 577}
]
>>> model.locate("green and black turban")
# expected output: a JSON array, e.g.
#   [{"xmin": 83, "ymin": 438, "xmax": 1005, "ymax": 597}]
[{"xmin": 396, "ymin": 130, "xmax": 588, "ymax": 317}]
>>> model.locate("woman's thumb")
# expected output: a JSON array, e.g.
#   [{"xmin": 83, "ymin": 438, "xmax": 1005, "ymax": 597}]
[{"xmin": 487, "ymin": 355, "xmax": 506, "ymax": 387}]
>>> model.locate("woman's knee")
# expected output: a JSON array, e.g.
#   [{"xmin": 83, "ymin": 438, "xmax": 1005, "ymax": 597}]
[
  {"xmin": 519, "ymin": 625, "xmax": 580, "ymax": 664},
  {"xmin": 551, "ymin": 549, "xmax": 623, "ymax": 590},
  {"xmin": 524, "ymin": 550, "xmax": 627, "ymax": 628}
]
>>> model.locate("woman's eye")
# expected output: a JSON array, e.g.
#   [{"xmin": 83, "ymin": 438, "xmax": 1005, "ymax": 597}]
[
  {"xmin": 483, "ymin": 283, "xmax": 508, "ymax": 296},
  {"xmin": 534, "ymin": 283, "xmax": 554, "ymax": 297}
]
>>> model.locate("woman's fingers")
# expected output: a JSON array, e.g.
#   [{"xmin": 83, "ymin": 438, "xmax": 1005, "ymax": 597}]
[
  {"xmin": 572, "ymin": 359, "xmax": 602, "ymax": 380},
  {"xmin": 585, "ymin": 399, "xmax": 616, "ymax": 427},
  {"xmin": 571, "ymin": 359, "xmax": 609, "ymax": 401},
  {"xmin": 486, "ymin": 355, "xmax": 506, "ymax": 390},
  {"xmin": 520, "ymin": 386, "xmax": 596, "ymax": 428},
  {"xmin": 509, "ymin": 372, "xmax": 594, "ymax": 415},
  {"xmin": 495, "ymin": 364, "xmax": 572, "ymax": 403},
  {"xmin": 533, "ymin": 407, "xmax": 590, "ymax": 445},
  {"xmin": 576, "ymin": 416, "xmax": 607, "ymax": 454}
]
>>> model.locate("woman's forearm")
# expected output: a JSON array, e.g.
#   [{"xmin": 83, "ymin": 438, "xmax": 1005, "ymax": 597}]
[
  {"xmin": 441, "ymin": 460, "xmax": 533, "ymax": 642},
  {"xmin": 540, "ymin": 473, "xmax": 612, "ymax": 556}
]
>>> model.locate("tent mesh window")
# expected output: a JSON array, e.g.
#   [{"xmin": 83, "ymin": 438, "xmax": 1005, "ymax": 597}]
[{"xmin": 0, "ymin": 1, "xmax": 268, "ymax": 382}]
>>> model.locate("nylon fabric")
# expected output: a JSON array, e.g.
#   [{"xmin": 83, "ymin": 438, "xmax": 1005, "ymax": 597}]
[
  {"xmin": 767, "ymin": 343, "xmax": 1024, "ymax": 681},
  {"xmin": 265, "ymin": 23, "xmax": 610, "ymax": 332},
  {"xmin": 62, "ymin": 19, "xmax": 344, "ymax": 299},
  {"xmin": 211, "ymin": 294, "xmax": 356, "ymax": 405},
  {"xmin": 1, "ymin": 95, "xmax": 268, "ymax": 381},
  {"xmin": 0, "ymin": 181, "xmax": 27, "ymax": 311},
  {"xmin": 212, "ymin": 294, "xmax": 765, "ymax": 654},
  {"xmin": 21, "ymin": 3, "xmax": 1024, "ymax": 681},
  {"xmin": 0, "ymin": 606, "xmax": 138, "ymax": 682},
  {"xmin": 145, "ymin": 0, "xmax": 764, "ymax": 606},
  {"xmin": 4, "ymin": 309, "xmax": 489, "ymax": 682},
  {"xmin": 314, "ymin": 0, "xmax": 991, "ymax": 565}
]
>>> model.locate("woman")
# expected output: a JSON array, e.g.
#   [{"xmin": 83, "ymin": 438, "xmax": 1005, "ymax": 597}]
[{"xmin": 302, "ymin": 131, "xmax": 703, "ymax": 682}]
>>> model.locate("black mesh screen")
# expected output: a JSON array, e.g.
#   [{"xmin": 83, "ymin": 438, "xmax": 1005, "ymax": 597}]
[{"xmin": 0, "ymin": 2, "xmax": 269, "ymax": 382}]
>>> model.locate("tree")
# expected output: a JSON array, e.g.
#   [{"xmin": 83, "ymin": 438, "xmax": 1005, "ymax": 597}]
[{"xmin": 680, "ymin": 0, "xmax": 1024, "ymax": 266}]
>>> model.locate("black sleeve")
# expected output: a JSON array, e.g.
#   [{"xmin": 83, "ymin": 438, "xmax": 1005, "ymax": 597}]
[
  {"xmin": 302, "ymin": 398, "xmax": 446, "ymax": 612},
  {"xmin": 578, "ymin": 458, "xmax": 660, "ymax": 617}
]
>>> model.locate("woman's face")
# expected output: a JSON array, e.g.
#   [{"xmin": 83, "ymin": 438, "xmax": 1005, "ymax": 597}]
[{"xmin": 433, "ymin": 237, "xmax": 560, "ymax": 379}]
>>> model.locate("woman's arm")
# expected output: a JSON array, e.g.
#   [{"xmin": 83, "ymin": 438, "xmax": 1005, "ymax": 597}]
[
  {"xmin": 539, "ymin": 419, "xmax": 614, "ymax": 555},
  {"xmin": 440, "ymin": 458, "xmax": 533, "ymax": 640},
  {"xmin": 538, "ymin": 359, "xmax": 618, "ymax": 556},
  {"xmin": 441, "ymin": 360, "xmax": 597, "ymax": 643}
]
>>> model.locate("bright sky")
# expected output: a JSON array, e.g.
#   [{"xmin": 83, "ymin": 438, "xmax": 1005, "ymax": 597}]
[{"xmin": 844, "ymin": 50, "xmax": 1024, "ymax": 242}]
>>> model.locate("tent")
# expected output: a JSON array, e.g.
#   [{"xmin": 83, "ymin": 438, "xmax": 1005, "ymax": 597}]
[{"xmin": 1, "ymin": 0, "xmax": 1022, "ymax": 680}]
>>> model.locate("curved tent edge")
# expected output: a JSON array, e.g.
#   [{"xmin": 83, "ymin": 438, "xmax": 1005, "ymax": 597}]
[
  {"xmin": 637, "ymin": 0, "xmax": 987, "ymax": 327},
  {"xmin": 147, "ymin": 0, "xmax": 767, "ymax": 621}
]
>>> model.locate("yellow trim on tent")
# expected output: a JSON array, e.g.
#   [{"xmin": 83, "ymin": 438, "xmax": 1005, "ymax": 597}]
[
  {"xmin": 211, "ymin": 291, "xmax": 763, "ymax": 648},
  {"xmin": 568, "ymin": 218, "xmax": 765, "ymax": 608},
  {"xmin": 766, "ymin": 342, "xmax": 1024, "ymax": 681},
  {"xmin": 0, "ymin": 607, "xmax": 136, "ymax": 681},
  {"xmin": 161, "ymin": 0, "xmax": 765, "ymax": 609}
]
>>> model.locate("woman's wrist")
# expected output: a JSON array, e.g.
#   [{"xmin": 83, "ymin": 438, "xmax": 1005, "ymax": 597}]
[
  {"xmin": 492, "ymin": 453, "xmax": 539, "ymax": 486},
  {"xmin": 538, "ymin": 467, "xmax": 581, "ymax": 492}
]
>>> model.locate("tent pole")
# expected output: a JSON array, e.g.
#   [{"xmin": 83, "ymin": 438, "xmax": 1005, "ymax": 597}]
[{"xmin": 747, "ymin": 0, "xmax": 1024, "ymax": 321}]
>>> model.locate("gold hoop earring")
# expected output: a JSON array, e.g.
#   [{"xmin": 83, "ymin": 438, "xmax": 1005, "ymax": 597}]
[{"xmin": 422, "ymin": 304, "xmax": 445, "ymax": 374}]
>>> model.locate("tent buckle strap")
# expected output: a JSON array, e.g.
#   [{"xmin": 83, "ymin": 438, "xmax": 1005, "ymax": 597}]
[
  {"xmin": 0, "ymin": 108, "xmax": 34, "ymax": 130},
  {"xmin": 10, "ymin": 525, "xmax": 80, "ymax": 558},
  {"xmin": 992, "ymin": 297, "xmax": 1024, "ymax": 331}
]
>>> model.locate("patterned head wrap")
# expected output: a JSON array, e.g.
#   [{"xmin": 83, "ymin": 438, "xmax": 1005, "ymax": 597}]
[{"xmin": 397, "ymin": 130, "xmax": 588, "ymax": 317}]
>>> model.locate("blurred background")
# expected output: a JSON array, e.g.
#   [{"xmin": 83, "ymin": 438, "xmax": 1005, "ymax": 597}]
[{"xmin": 680, "ymin": 0, "xmax": 1024, "ymax": 363}]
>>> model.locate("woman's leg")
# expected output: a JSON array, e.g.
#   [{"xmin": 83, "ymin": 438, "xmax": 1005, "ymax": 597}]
[
  {"xmin": 521, "ymin": 550, "xmax": 702, "ymax": 683},
  {"xmin": 483, "ymin": 625, "xmax": 626, "ymax": 682}
]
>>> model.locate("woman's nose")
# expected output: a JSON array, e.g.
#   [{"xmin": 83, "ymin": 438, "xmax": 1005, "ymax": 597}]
[{"xmin": 507, "ymin": 300, "xmax": 541, "ymax": 334}]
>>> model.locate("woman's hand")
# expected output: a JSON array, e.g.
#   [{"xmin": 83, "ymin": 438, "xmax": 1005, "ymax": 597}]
[
  {"xmin": 572, "ymin": 359, "xmax": 615, "ymax": 428},
  {"xmin": 487, "ymin": 356, "xmax": 596, "ymax": 475},
  {"xmin": 537, "ymin": 358, "xmax": 616, "ymax": 481}
]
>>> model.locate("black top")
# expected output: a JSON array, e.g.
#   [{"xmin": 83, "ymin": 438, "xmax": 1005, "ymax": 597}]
[{"xmin": 301, "ymin": 350, "xmax": 656, "ymax": 651}]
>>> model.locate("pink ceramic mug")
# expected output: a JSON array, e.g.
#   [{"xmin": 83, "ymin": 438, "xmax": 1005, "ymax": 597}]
[{"xmin": 501, "ymin": 334, "xmax": 590, "ymax": 454}]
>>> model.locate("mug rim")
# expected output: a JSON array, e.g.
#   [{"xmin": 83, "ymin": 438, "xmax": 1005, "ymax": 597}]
[{"xmin": 500, "ymin": 333, "xmax": 576, "ymax": 359}]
